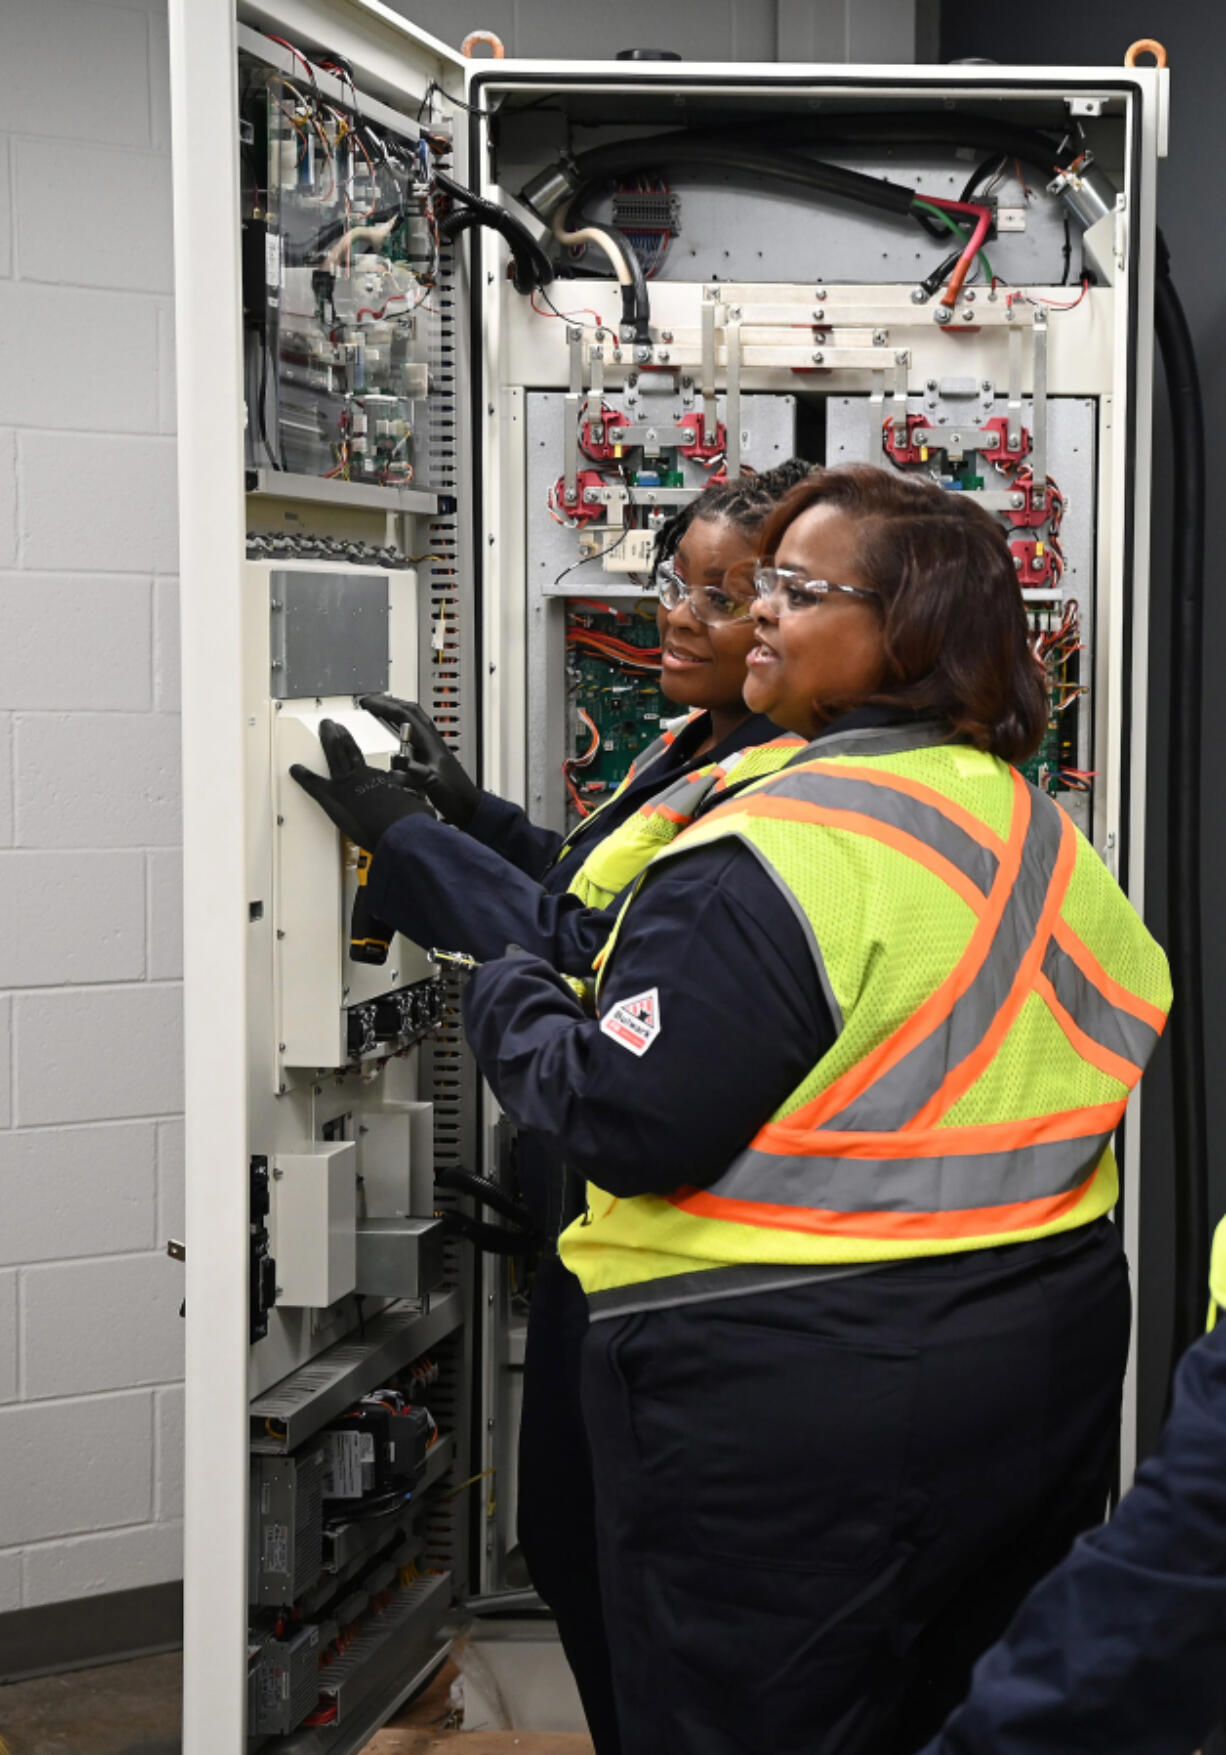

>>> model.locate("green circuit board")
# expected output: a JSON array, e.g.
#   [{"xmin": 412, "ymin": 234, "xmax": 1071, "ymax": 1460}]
[
  {"xmin": 1018, "ymin": 625, "xmax": 1084, "ymax": 799},
  {"xmin": 564, "ymin": 602, "xmax": 668, "ymax": 825}
]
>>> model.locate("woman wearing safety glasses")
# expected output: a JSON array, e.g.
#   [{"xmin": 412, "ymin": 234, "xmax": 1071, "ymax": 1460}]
[
  {"xmin": 293, "ymin": 460, "xmax": 810, "ymax": 1755},
  {"xmin": 457, "ymin": 464, "xmax": 1171, "ymax": 1755}
]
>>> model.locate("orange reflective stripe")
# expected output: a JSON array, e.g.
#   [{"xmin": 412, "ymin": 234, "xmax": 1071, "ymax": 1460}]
[
  {"xmin": 671, "ymin": 1168, "xmax": 1105, "ymax": 1241},
  {"xmin": 1035, "ymin": 970, "xmax": 1141, "ymax": 1087},
  {"xmin": 650, "ymin": 804, "xmax": 693, "ymax": 826},
  {"xmin": 1052, "ymin": 917, "xmax": 1168, "ymax": 1035},
  {"xmin": 788, "ymin": 767, "xmax": 1031, "ymax": 1131},
  {"xmin": 722, "ymin": 796, "xmax": 989, "ymax": 917},
  {"xmin": 799, "ymin": 759, "xmax": 1008, "ymax": 856},
  {"xmin": 908, "ymin": 805, "xmax": 1078, "ymax": 1130},
  {"xmin": 752, "ymin": 1098, "xmax": 1128, "ymax": 1162}
]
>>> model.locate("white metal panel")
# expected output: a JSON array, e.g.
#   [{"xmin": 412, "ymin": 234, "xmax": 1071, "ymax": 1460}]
[
  {"xmin": 272, "ymin": 1140, "xmax": 358, "ymax": 1306},
  {"xmin": 173, "ymin": 0, "xmax": 474, "ymax": 1746},
  {"xmin": 499, "ymin": 281, "xmax": 1117, "ymax": 396}
]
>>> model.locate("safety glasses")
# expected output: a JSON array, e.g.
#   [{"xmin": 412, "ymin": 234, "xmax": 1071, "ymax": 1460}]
[
  {"xmin": 751, "ymin": 563, "xmax": 881, "ymax": 616},
  {"xmin": 655, "ymin": 561, "xmax": 756, "ymax": 626}
]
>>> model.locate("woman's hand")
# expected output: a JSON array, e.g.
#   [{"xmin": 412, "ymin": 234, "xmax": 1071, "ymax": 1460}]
[
  {"xmin": 360, "ymin": 694, "xmax": 479, "ymax": 826},
  {"xmin": 290, "ymin": 719, "xmax": 434, "ymax": 852}
]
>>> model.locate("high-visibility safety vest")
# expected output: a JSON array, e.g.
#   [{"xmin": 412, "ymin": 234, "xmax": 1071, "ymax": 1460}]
[
  {"xmin": 561, "ymin": 725, "xmax": 1172, "ymax": 1300},
  {"xmin": 567, "ymin": 734, "xmax": 807, "ymax": 911},
  {"xmin": 1208, "ymin": 1219, "xmax": 1226, "ymax": 1331}
]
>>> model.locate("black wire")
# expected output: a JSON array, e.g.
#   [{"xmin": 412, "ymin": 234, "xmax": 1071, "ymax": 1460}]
[
  {"xmin": 553, "ymin": 522, "xmax": 632, "ymax": 590},
  {"xmin": 255, "ymin": 331, "xmax": 280, "ymax": 469},
  {"xmin": 537, "ymin": 288, "xmax": 605, "ymax": 328},
  {"xmin": 417, "ymin": 79, "xmax": 497, "ymax": 122},
  {"xmin": 1061, "ymin": 216, "xmax": 1073, "ymax": 287},
  {"xmin": 1154, "ymin": 233, "xmax": 1210, "ymax": 1383},
  {"xmin": 960, "ymin": 153, "xmax": 1007, "ymax": 203}
]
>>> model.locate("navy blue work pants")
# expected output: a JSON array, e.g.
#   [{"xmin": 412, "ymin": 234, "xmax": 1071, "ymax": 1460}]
[
  {"xmin": 518, "ymin": 1251, "xmax": 622, "ymax": 1755},
  {"xmin": 580, "ymin": 1220, "xmax": 1131, "ymax": 1755}
]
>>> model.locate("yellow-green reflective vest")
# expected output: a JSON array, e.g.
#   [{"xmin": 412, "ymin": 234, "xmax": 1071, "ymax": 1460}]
[
  {"xmin": 567, "ymin": 735, "xmax": 807, "ymax": 912},
  {"xmin": 1209, "ymin": 1218, "xmax": 1226, "ymax": 1331},
  {"xmin": 561, "ymin": 726, "xmax": 1172, "ymax": 1300}
]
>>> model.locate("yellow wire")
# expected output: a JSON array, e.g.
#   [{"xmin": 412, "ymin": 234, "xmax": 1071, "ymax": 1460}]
[{"xmin": 444, "ymin": 1465, "xmax": 495, "ymax": 1502}]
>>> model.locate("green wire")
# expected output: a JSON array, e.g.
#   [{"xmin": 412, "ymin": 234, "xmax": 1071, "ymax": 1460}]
[{"xmin": 912, "ymin": 198, "xmax": 994, "ymax": 289}]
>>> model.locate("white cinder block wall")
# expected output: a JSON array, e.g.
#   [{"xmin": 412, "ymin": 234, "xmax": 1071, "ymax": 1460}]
[
  {"xmin": 0, "ymin": 0, "xmax": 185, "ymax": 1614},
  {"xmin": 0, "ymin": 0, "xmax": 927, "ymax": 1626}
]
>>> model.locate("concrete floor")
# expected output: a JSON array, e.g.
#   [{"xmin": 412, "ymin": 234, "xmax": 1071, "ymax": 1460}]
[{"xmin": 0, "ymin": 1648, "xmax": 594, "ymax": 1755}]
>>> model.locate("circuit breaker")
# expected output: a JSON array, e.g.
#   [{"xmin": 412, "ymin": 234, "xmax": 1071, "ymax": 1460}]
[{"xmin": 170, "ymin": 6, "xmax": 1167, "ymax": 1747}]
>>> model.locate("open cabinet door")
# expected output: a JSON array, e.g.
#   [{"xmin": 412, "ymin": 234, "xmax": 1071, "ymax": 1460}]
[{"xmin": 167, "ymin": 5, "xmax": 479, "ymax": 1750}]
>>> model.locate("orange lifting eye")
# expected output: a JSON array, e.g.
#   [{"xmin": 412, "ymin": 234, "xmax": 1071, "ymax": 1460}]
[
  {"xmin": 1124, "ymin": 39, "xmax": 1168, "ymax": 67},
  {"xmin": 462, "ymin": 31, "xmax": 506, "ymax": 58}
]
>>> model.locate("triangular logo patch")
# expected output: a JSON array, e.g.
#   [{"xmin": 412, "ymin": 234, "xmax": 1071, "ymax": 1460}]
[{"xmin": 599, "ymin": 988, "xmax": 661, "ymax": 1057}]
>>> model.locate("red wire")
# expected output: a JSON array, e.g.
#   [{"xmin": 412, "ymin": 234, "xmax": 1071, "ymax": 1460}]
[
  {"xmin": 1032, "ymin": 277, "xmax": 1091, "ymax": 311},
  {"xmin": 267, "ymin": 33, "xmax": 316, "ymax": 80},
  {"xmin": 530, "ymin": 290, "xmax": 605, "ymax": 328},
  {"xmin": 921, "ymin": 195, "xmax": 993, "ymax": 308}
]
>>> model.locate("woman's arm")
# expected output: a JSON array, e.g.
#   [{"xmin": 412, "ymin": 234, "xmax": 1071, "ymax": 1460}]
[
  {"xmin": 461, "ymin": 844, "xmax": 832, "ymax": 1195},
  {"xmin": 462, "ymin": 789, "xmax": 565, "ymax": 879},
  {"xmin": 366, "ymin": 813, "xmax": 613, "ymax": 972}
]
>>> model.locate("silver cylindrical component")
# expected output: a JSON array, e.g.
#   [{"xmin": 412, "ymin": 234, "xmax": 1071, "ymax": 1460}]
[
  {"xmin": 1048, "ymin": 156, "xmax": 1118, "ymax": 231},
  {"xmin": 519, "ymin": 159, "xmax": 581, "ymax": 219}
]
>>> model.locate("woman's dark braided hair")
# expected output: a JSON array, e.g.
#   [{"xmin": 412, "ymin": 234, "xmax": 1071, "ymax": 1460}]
[{"xmin": 649, "ymin": 457, "xmax": 814, "ymax": 584}]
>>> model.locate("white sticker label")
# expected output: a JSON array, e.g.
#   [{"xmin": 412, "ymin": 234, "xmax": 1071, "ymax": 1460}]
[
  {"xmin": 323, "ymin": 1429, "xmax": 375, "ymax": 1498},
  {"xmin": 265, "ymin": 228, "xmax": 282, "ymax": 289},
  {"xmin": 600, "ymin": 988, "xmax": 661, "ymax": 1057},
  {"xmin": 261, "ymin": 1522, "xmax": 289, "ymax": 1577}
]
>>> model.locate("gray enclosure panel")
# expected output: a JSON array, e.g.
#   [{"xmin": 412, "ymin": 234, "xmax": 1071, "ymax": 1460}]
[
  {"xmin": 827, "ymin": 392, "xmax": 1098, "ymax": 786},
  {"xmin": 270, "ymin": 570, "xmax": 390, "ymax": 700}
]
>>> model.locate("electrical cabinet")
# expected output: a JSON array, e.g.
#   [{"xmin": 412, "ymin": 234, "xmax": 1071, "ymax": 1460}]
[{"xmin": 169, "ymin": 4, "xmax": 1167, "ymax": 1746}]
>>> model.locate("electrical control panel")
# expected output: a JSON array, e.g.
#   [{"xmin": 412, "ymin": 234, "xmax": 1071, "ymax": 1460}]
[
  {"xmin": 238, "ymin": 38, "xmax": 439, "ymax": 492},
  {"xmin": 171, "ymin": 7, "xmax": 1167, "ymax": 1746}
]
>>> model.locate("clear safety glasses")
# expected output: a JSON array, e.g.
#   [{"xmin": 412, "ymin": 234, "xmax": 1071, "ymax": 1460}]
[
  {"xmin": 655, "ymin": 561, "xmax": 756, "ymax": 626},
  {"xmin": 751, "ymin": 563, "xmax": 881, "ymax": 616}
]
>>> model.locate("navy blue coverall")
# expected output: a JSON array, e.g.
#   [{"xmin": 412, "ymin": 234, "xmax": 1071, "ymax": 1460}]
[
  {"xmin": 920, "ymin": 1317, "xmax": 1226, "ymax": 1755},
  {"xmin": 366, "ymin": 709, "xmax": 781, "ymax": 1755},
  {"xmin": 455, "ymin": 710, "xmax": 1135, "ymax": 1755}
]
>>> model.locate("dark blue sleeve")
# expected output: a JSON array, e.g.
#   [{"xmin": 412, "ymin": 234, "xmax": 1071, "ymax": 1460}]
[
  {"xmin": 366, "ymin": 813, "xmax": 616, "ymax": 973},
  {"xmin": 461, "ymin": 844, "xmax": 830, "ymax": 1196},
  {"xmin": 463, "ymin": 788, "xmax": 563, "ymax": 880},
  {"xmin": 923, "ymin": 1321, "xmax": 1226, "ymax": 1755}
]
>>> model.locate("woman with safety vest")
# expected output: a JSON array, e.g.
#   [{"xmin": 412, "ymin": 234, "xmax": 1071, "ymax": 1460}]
[
  {"xmin": 291, "ymin": 463, "xmax": 810, "ymax": 1755},
  {"xmin": 457, "ymin": 465, "xmax": 1173, "ymax": 1755}
]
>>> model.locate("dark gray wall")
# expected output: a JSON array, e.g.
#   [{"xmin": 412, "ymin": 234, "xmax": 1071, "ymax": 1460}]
[
  {"xmin": 941, "ymin": 5, "xmax": 1225, "ymax": 1449},
  {"xmin": 386, "ymin": 0, "xmax": 935, "ymax": 61}
]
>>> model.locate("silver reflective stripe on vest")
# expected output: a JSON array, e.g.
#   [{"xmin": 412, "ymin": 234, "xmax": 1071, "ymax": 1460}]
[
  {"xmin": 701, "ymin": 1128, "xmax": 1111, "ymax": 1215},
  {"xmin": 762, "ymin": 770, "xmax": 1001, "ymax": 899},
  {"xmin": 825, "ymin": 780, "xmax": 1064, "ymax": 1134},
  {"xmin": 791, "ymin": 719, "xmax": 963, "ymax": 762},
  {"xmin": 1041, "ymin": 939, "xmax": 1160, "ymax": 1071},
  {"xmin": 643, "ymin": 766, "xmax": 723, "ymax": 824}
]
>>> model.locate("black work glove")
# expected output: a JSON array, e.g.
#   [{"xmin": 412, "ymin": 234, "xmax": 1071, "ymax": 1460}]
[
  {"xmin": 290, "ymin": 719, "xmax": 434, "ymax": 853},
  {"xmin": 360, "ymin": 694, "xmax": 479, "ymax": 827}
]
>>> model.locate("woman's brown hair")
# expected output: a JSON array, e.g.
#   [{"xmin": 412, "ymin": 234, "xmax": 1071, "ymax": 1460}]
[{"xmin": 753, "ymin": 463, "xmax": 1049, "ymax": 763}]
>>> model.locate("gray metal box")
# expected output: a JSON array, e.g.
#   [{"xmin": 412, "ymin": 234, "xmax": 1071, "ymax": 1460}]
[
  {"xmin": 354, "ymin": 1217, "xmax": 447, "ymax": 1300},
  {"xmin": 248, "ymin": 1623, "xmax": 321, "ymax": 1736},
  {"xmin": 269, "ymin": 569, "xmax": 389, "ymax": 699},
  {"xmin": 248, "ymin": 1447, "xmax": 326, "ymax": 1606}
]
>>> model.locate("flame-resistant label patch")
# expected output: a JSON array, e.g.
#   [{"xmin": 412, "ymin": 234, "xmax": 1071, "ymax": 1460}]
[{"xmin": 599, "ymin": 988, "xmax": 661, "ymax": 1057}]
